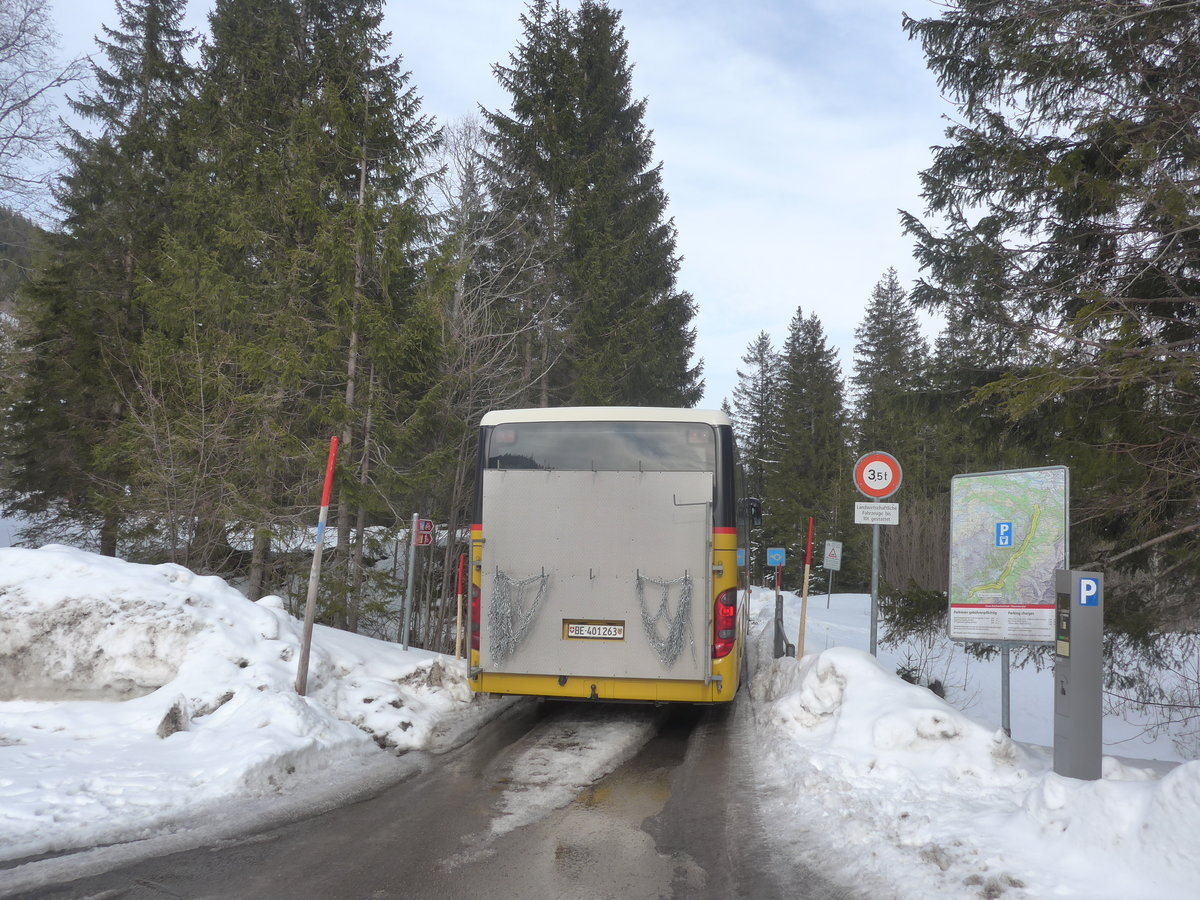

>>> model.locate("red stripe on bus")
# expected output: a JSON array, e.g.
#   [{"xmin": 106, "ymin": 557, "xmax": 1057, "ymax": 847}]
[{"xmin": 713, "ymin": 527, "xmax": 737, "ymax": 534}]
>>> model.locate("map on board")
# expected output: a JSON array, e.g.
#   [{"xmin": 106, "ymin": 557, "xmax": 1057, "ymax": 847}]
[{"xmin": 948, "ymin": 467, "xmax": 1068, "ymax": 643}]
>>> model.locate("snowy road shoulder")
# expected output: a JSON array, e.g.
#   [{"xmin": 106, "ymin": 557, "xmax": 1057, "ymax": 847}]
[
  {"xmin": 745, "ymin": 610, "xmax": 1200, "ymax": 900},
  {"xmin": 0, "ymin": 545, "xmax": 489, "ymax": 868}
]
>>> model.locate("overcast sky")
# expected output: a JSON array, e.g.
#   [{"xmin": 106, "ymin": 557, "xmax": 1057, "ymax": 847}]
[{"xmin": 48, "ymin": 0, "xmax": 949, "ymax": 409}]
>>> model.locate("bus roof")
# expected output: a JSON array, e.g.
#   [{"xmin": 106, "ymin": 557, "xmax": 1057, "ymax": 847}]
[{"xmin": 479, "ymin": 406, "xmax": 732, "ymax": 427}]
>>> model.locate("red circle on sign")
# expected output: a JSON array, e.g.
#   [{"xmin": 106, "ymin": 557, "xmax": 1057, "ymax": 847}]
[{"xmin": 854, "ymin": 451, "xmax": 902, "ymax": 499}]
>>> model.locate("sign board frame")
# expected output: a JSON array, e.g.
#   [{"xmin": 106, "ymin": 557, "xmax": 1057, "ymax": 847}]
[{"xmin": 948, "ymin": 466, "xmax": 1069, "ymax": 644}]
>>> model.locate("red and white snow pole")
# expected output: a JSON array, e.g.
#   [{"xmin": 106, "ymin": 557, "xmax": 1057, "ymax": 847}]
[
  {"xmin": 296, "ymin": 436, "xmax": 339, "ymax": 696},
  {"xmin": 797, "ymin": 517, "xmax": 814, "ymax": 656}
]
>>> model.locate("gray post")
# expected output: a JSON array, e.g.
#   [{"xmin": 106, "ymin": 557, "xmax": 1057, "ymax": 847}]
[
  {"xmin": 1053, "ymin": 570, "xmax": 1104, "ymax": 780},
  {"xmin": 869, "ymin": 521, "xmax": 880, "ymax": 656},
  {"xmin": 999, "ymin": 642, "xmax": 1011, "ymax": 737},
  {"xmin": 773, "ymin": 572, "xmax": 795, "ymax": 658},
  {"xmin": 402, "ymin": 512, "xmax": 418, "ymax": 650}
]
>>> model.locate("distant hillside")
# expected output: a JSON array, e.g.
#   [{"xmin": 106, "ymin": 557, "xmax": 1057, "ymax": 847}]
[{"xmin": 0, "ymin": 207, "xmax": 41, "ymax": 317}]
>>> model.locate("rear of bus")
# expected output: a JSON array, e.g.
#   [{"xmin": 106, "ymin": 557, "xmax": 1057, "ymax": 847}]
[{"xmin": 467, "ymin": 407, "xmax": 747, "ymax": 703}]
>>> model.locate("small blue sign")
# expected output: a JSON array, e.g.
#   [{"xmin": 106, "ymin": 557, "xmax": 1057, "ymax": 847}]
[
  {"xmin": 1079, "ymin": 577, "xmax": 1100, "ymax": 607},
  {"xmin": 996, "ymin": 522, "xmax": 1013, "ymax": 548},
  {"xmin": 737, "ymin": 548, "xmax": 746, "ymax": 567},
  {"xmin": 767, "ymin": 547, "xmax": 786, "ymax": 567}
]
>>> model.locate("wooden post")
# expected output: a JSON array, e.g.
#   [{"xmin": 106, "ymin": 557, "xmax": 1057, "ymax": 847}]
[
  {"xmin": 797, "ymin": 517, "xmax": 814, "ymax": 657},
  {"xmin": 296, "ymin": 436, "xmax": 339, "ymax": 696}
]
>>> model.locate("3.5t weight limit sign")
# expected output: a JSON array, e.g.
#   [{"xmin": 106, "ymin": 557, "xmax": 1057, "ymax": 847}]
[{"xmin": 854, "ymin": 451, "xmax": 903, "ymax": 499}]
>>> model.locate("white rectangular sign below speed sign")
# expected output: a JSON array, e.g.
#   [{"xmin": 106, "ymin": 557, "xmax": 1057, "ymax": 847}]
[{"xmin": 854, "ymin": 502, "xmax": 899, "ymax": 525}]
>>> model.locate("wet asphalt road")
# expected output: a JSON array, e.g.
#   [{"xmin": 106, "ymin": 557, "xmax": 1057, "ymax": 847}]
[{"xmin": 10, "ymin": 696, "xmax": 861, "ymax": 900}]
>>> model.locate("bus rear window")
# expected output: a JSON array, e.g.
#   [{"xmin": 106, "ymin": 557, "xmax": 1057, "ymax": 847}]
[{"xmin": 486, "ymin": 421, "xmax": 716, "ymax": 472}]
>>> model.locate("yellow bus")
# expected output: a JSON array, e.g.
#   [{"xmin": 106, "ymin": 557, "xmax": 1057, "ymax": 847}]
[{"xmin": 467, "ymin": 407, "xmax": 757, "ymax": 703}]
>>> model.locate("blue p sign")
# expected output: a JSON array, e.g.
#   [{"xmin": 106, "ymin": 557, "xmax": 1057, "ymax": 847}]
[
  {"xmin": 1079, "ymin": 577, "xmax": 1100, "ymax": 607},
  {"xmin": 996, "ymin": 522, "xmax": 1013, "ymax": 547}
]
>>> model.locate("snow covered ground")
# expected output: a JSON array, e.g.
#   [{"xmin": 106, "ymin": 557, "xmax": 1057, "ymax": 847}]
[{"xmin": 1, "ymin": 545, "xmax": 1197, "ymax": 898}]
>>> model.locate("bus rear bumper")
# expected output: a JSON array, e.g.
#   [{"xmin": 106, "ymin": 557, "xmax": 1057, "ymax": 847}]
[{"xmin": 469, "ymin": 657, "xmax": 739, "ymax": 704}]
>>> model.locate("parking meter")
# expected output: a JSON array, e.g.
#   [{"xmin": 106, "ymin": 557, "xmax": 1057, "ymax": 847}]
[{"xmin": 1053, "ymin": 570, "xmax": 1103, "ymax": 780}]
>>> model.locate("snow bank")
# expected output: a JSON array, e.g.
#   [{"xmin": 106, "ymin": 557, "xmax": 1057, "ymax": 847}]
[
  {"xmin": 756, "ymin": 646, "xmax": 1026, "ymax": 782},
  {"xmin": 0, "ymin": 545, "xmax": 474, "ymax": 862},
  {"xmin": 751, "ymin": 639, "xmax": 1200, "ymax": 899}
]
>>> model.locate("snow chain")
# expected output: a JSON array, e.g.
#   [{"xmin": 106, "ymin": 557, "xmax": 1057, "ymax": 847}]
[
  {"xmin": 637, "ymin": 573, "xmax": 695, "ymax": 669},
  {"xmin": 489, "ymin": 570, "xmax": 550, "ymax": 665}
]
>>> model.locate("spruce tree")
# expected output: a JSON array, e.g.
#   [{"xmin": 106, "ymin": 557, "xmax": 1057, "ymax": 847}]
[
  {"xmin": 2, "ymin": 0, "xmax": 194, "ymax": 554},
  {"xmin": 850, "ymin": 269, "xmax": 939, "ymax": 601},
  {"xmin": 300, "ymin": 0, "xmax": 439, "ymax": 621},
  {"xmin": 125, "ymin": 0, "xmax": 312, "ymax": 573},
  {"xmin": 130, "ymin": 0, "xmax": 438, "ymax": 596},
  {"xmin": 769, "ymin": 307, "xmax": 851, "ymax": 589},
  {"xmin": 485, "ymin": 0, "xmax": 701, "ymax": 407},
  {"xmin": 729, "ymin": 331, "xmax": 778, "ymax": 585},
  {"xmin": 850, "ymin": 268, "xmax": 929, "ymax": 463},
  {"xmin": 902, "ymin": 0, "xmax": 1200, "ymax": 604},
  {"xmin": 483, "ymin": 0, "xmax": 575, "ymax": 407}
]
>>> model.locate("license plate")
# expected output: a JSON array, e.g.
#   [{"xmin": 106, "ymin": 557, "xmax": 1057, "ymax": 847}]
[{"xmin": 564, "ymin": 620, "xmax": 625, "ymax": 640}]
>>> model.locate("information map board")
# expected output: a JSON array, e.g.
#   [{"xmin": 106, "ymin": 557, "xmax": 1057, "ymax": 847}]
[{"xmin": 949, "ymin": 467, "xmax": 1069, "ymax": 643}]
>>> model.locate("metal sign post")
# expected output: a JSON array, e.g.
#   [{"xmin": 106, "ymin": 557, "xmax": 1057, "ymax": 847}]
[
  {"xmin": 767, "ymin": 547, "xmax": 791, "ymax": 657},
  {"xmin": 853, "ymin": 452, "xmax": 902, "ymax": 656},
  {"xmin": 401, "ymin": 516, "xmax": 433, "ymax": 649}
]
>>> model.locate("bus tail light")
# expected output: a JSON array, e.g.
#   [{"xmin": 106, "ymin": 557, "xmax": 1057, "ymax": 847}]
[
  {"xmin": 713, "ymin": 588, "xmax": 737, "ymax": 658},
  {"xmin": 471, "ymin": 583, "xmax": 481, "ymax": 652}
]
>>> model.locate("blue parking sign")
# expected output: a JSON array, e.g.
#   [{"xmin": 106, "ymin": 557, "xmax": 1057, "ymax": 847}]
[
  {"xmin": 767, "ymin": 547, "xmax": 786, "ymax": 567},
  {"xmin": 1079, "ymin": 576, "xmax": 1100, "ymax": 607},
  {"xmin": 996, "ymin": 522, "xmax": 1013, "ymax": 547}
]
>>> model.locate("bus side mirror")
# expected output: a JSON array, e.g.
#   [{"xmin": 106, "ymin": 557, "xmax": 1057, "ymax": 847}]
[{"xmin": 741, "ymin": 498, "xmax": 763, "ymax": 528}]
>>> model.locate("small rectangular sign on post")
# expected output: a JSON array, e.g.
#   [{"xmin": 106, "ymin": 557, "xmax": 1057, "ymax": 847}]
[
  {"xmin": 415, "ymin": 518, "xmax": 434, "ymax": 547},
  {"xmin": 854, "ymin": 502, "xmax": 899, "ymax": 525},
  {"xmin": 823, "ymin": 540, "xmax": 842, "ymax": 571}
]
